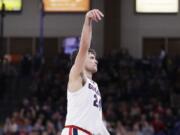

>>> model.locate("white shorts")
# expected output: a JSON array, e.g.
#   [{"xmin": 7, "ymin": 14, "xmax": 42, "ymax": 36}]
[{"xmin": 61, "ymin": 125, "xmax": 92, "ymax": 135}]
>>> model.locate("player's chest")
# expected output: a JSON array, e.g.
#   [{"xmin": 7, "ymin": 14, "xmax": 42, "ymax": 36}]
[{"xmin": 87, "ymin": 82, "xmax": 102, "ymax": 109}]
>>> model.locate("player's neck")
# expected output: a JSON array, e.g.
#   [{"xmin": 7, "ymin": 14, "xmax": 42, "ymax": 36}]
[{"xmin": 84, "ymin": 70, "xmax": 93, "ymax": 80}]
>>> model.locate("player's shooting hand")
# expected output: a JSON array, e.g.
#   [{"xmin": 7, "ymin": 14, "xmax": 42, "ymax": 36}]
[{"xmin": 86, "ymin": 9, "xmax": 104, "ymax": 22}]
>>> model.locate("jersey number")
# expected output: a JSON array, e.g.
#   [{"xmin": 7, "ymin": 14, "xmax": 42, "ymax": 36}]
[{"xmin": 93, "ymin": 94, "xmax": 102, "ymax": 109}]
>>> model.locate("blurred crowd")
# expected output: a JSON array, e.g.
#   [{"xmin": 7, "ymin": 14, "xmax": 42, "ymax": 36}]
[{"xmin": 1, "ymin": 48, "xmax": 180, "ymax": 135}]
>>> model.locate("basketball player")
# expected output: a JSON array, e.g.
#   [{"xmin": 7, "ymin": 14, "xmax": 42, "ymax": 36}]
[{"xmin": 61, "ymin": 9, "xmax": 110, "ymax": 135}]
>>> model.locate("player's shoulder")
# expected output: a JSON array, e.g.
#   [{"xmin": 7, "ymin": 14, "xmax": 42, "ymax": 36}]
[{"xmin": 88, "ymin": 79, "xmax": 98, "ymax": 86}]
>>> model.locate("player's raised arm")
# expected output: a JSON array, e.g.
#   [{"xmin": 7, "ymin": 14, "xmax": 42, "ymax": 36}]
[{"xmin": 70, "ymin": 9, "xmax": 104, "ymax": 78}]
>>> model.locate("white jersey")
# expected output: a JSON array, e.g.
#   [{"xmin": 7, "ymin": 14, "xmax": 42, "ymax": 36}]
[{"xmin": 64, "ymin": 78, "xmax": 110, "ymax": 135}]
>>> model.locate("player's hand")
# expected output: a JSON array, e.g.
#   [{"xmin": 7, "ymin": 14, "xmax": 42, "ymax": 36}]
[{"xmin": 86, "ymin": 9, "xmax": 104, "ymax": 22}]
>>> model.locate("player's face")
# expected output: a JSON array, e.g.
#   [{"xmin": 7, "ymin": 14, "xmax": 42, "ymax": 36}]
[{"xmin": 85, "ymin": 53, "xmax": 98, "ymax": 73}]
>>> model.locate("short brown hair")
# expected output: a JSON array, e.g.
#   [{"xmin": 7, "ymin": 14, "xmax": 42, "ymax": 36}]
[{"xmin": 71, "ymin": 48, "xmax": 96, "ymax": 65}]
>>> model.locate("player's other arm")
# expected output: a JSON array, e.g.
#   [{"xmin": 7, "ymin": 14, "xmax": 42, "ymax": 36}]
[{"xmin": 68, "ymin": 9, "xmax": 104, "ymax": 90}]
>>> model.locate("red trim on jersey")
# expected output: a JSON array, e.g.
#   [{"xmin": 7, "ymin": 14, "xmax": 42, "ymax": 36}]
[
  {"xmin": 69, "ymin": 127, "xmax": 73, "ymax": 135},
  {"xmin": 65, "ymin": 125, "xmax": 92, "ymax": 135}
]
